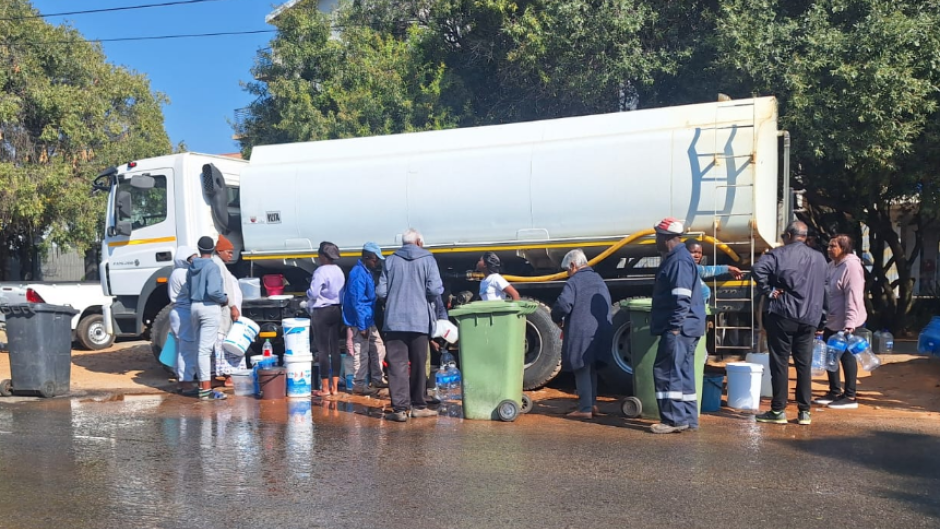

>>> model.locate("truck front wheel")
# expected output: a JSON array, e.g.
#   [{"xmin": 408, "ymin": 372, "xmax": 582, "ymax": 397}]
[
  {"xmin": 597, "ymin": 303, "xmax": 634, "ymax": 395},
  {"xmin": 76, "ymin": 313, "xmax": 115, "ymax": 350},
  {"xmin": 522, "ymin": 302, "xmax": 563, "ymax": 390}
]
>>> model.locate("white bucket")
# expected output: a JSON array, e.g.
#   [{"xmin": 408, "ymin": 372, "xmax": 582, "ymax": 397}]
[
  {"xmin": 222, "ymin": 317, "xmax": 260, "ymax": 356},
  {"xmin": 745, "ymin": 352, "xmax": 774, "ymax": 398},
  {"xmin": 282, "ymin": 318, "xmax": 311, "ymax": 356},
  {"xmin": 238, "ymin": 278, "xmax": 261, "ymax": 300},
  {"xmin": 285, "ymin": 353, "xmax": 314, "ymax": 398},
  {"xmin": 726, "ymin": 362, "xmax": 763, "ymax": 411},
  {"xmin": 231, "ymin": 368, "xmax": 255, "ymax": 397}
]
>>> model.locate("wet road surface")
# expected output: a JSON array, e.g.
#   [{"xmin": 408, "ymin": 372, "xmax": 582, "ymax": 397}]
[{"xmin": 1, "ymin": 395, "xmax": 938, "ymax": 529}]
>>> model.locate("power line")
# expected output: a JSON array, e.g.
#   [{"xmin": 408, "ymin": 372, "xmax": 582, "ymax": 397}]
[
  {"xmin": 1, "ymin": 29, "xmax": 276, "ymax": 46},
  {"xmin": 0, "ymin": 0, "xmax": 229, "ymax": 21}
]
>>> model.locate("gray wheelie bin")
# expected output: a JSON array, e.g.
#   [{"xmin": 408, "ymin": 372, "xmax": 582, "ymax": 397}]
[{"xmin": 0, "ymin": 303, "xmax": 78, "ymax": 398}]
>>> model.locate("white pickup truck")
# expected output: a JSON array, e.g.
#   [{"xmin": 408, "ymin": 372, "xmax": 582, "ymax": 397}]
[{"xmin": 0, "ymin": 282, "xmax": 115, "ymax": 350}]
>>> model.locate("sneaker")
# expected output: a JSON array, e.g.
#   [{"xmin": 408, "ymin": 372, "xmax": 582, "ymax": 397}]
[
  {"xmin": 371, "ymin": 379, "xmax": 389, "ymax": 389},
  {"xmin": 198, "ymin": 389, "xmax": 227, "ymax": 401},
  {"xmin": 797, "ymin": 410, "xmax": 812, "ymax": 425},
  {"xmin": 650, "ymin": 423, "xmax": 689, "ymax": 434},
  {"xmin": 410, "ymin": 407, "xmax": 439, "ymax": 418},
  {"xmin": 352, "ymin": 385, "xmax": 377, "ymax": 396},
  {"xmin": 385, "ymin": 411, "xmax": 408, "ymax": 422},
  {"xmin": 755, "ymin": 410, "xmax": 787, "ymax": 424},
  {"xmin": 827, "ymin": 397, "xmax": 858, "ymax": 409},
  {"xmin": 425, "ymin": 393, "xmax": 441, "ymax": 405},
  {"xmin": 812, "ymin": 392, "xmax": 842, "ymax": 405}
]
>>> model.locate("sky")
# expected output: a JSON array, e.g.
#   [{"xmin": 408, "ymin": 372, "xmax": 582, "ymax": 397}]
[{"xmin": 31, "ymin": 0, "xmax": 284, "ymax": 155}]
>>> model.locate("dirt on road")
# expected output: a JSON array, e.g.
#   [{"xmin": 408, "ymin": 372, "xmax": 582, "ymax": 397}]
[{"xmin": 1, "ymin": 329, "xmax": 939, "ymax": 418}]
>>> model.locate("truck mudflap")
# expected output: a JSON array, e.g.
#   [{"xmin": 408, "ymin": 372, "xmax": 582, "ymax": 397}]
[{"xmin": 103, "ymin": 302, "xmax": 114, "ymax": 336}]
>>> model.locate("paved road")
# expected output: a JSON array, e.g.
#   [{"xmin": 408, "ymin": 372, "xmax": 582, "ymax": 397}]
[{"xmin": 1, "ymin": 395, "xmax": 938, "ymax": 529}]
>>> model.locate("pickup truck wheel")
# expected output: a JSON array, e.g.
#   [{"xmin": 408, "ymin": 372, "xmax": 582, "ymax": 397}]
[
  {"xmin": 151, "ymin": 305, "xmax": 174, "ymax": 370},
  {"xmin": 597, "ymin": 303, "xmax": 634, "ymax": 396},
  {"xmin": 522, "ymin": 301, "xmax": 563, "ymax": 390},
  {"xmin": 77, "ymin": 314, "xmax": 114, "ymax": 350},
  {"xmin": 0, "ymin": 379, "xmax": 12, "ymax": 397}
]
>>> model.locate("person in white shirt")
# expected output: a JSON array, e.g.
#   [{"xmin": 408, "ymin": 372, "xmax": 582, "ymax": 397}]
[{"xmin": 477, "ymin": 252, "xmax": 520, "ymax": 301}]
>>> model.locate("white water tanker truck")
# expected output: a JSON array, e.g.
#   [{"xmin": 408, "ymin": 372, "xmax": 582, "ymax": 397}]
[{"xmin": 94, "ymin": 96, "xmax": 789, "ymax": 391}]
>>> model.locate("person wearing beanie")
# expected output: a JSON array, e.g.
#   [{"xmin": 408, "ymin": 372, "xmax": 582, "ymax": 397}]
[
  {"xmin": 211, "ymin": 234, "xmax": 245, "ymax": 387},
  {"xmin": 188, "ymin": 236, "xmax": 228, "ymax": 401},
  {"xmin": 649, "ymin": 217, "xmax": 705, "ymax": 433},
  {"xmin": 476, "ymin": 252, "xmax": 520, "ymax": 301}
]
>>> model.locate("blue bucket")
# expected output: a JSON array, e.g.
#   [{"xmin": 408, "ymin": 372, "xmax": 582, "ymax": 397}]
[{"xmin": 702, "ymin": 375, "xmax": 724, "ymax": 413}]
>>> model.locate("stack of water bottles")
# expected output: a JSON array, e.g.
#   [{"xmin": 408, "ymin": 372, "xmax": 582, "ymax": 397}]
[
  {"xmin": 826, "ymin": 330, "xmax": 881, "ymax": 372},
  {"xmin": 435, "ymin": 351, "xmax": 463, "ymax": 416},
  {"xmin": 917, "ymin": 317, "xmax": 940, "ymax": 356}
]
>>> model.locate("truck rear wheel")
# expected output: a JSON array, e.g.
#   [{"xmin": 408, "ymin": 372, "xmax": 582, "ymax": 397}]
[
  {"xmin": 597, "ymin": 303, "xmax": 634, "ymax": 395},
  {"xmin": 76, "ymin": 313, "xmax": 115, "ymax": 350},
  {"xmin": 522, "ymin": 301, "xmax": 562, "ymax": 390},
  {"xmin": 150, "ymin": 305, "xmax": 173, "ymax": 367}
]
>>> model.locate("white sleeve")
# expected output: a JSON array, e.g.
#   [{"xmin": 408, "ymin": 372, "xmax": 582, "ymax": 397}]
[{"xmin": 495, "ymin": 274, "xmax": 511, "ymax": 291}]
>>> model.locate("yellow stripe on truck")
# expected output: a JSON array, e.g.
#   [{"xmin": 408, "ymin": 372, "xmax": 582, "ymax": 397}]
[{"xmin": 107, "ymin": 236, "xmax": 177, "ymax": 248}]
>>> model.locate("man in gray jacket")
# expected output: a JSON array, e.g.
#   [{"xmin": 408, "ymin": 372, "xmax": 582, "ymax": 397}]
[
  {"xmin": 752, "ymin": 221, "xmax": 828, "ymax": 426},
  {"xmin": 188, "ymin": 236, "xmax": 229, "ymax": 401},
  {"xmin": 376, "ymin": 228, "xmax": 444, "ymax": 422}
]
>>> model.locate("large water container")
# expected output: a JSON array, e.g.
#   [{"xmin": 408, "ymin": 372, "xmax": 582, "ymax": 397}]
[
  {"xmin": 811, "ymin": 337, "xmax": 827, "ymax": 377},
  {"xmin": 826, "ymin": 332, "xmax": 847, "ymax": 371},
  {"xmin": 847, "ymin": 333, "xmax": 881, "ymax": 371},
  {"xmin": 873, "ymin": 329, "xmax": 894, "ymax": 354}
]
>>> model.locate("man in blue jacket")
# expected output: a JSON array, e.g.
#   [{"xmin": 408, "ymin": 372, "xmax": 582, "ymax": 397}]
[
  {"xmin": 650, "ymin": 217, "xmax": 705, "ymax": 433},
  {"xmin": 343, "ymin": 242, "xmax": 385, "ymax": 396},
  {"xmin": 188, "ymin": 236, "xmax": 229, "ymax": 401},
  {"xmin": 376, "ymin": 228, "xmax": 444, "ymax": 422}
]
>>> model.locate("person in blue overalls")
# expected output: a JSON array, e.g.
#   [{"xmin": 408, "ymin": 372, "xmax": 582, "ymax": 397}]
[{"xmin": 650, "ymin": 218, "xmax": 705, "ymax": 434}]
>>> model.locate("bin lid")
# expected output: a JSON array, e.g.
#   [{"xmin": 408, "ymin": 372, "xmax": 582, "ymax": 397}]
[
  {"xmin": 0, "ymin": 303, "xmax": 79, "ymax": 317},
  {"xmin": 449, "ymin": 300, "xmax": 535, "ymax": 317},
  {"xmin": 620, "ymin": 298, "xmax": 652, "ymax": 313}
]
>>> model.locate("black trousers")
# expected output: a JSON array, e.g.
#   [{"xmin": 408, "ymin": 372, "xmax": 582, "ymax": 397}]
[
  {"xmin": 822, "ymin": 328, "xmax": 858, "ymax": 399},
  {"xmin": 385, "ymin": 331, "xmax": 429, "ymax": 412},
  {"xmin": 765, "ymin": 312, "xmax": 815, "ymax": 412},
  {"xmin": 311, "ymin": 305, "xmax": 342, "ymax": 379}
]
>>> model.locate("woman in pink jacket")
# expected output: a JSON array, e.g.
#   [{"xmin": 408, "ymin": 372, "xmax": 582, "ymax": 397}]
[{"xmin": 814, "ymin": 234, "xmax": 867, "ymax": 409}]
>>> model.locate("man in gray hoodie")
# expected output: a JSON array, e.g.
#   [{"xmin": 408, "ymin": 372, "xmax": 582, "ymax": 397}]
[
  {"xmin": 376, "ymin": 228, "xmax": 444, "ymax": 422},
  {"xmin": 188, "ymin": 236, "xmax": 229, "ymax": 401}
]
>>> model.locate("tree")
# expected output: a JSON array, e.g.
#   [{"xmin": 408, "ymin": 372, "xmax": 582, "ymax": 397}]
[
  {"xmin": 709, "ymin": 0, "xmax": 940, "ymax": 331},
  {"xmin": 239, "ymin": 1, "xmax": 458, "ymax": 154},
  {"xmin": 0, "ymin": 0, "xmax": 170, "ymax": 279}
]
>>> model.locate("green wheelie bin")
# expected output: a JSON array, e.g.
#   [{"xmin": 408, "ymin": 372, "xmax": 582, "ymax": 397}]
[
  {"xmin": 618, "ymin": 299, "xmax": 706, "ymax": 420},
  {"xmin": 448, "ymin": 300, "xmax": 538, "ymax": 421}
]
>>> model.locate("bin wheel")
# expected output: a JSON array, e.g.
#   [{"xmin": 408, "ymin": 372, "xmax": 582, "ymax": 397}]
[
  {"xmin": 0, "ymin": 379, "xmax": 11, "ymax": 397},
  {"xmin": 497, "ymin": 400, "xmax": 520, "ymax": 422},
  {"xmin": 620, "ymin": 396, "xmax": 642, "ymax": 418},
  {"xmin": 520, "ymin": 394, "xmax": 533, "ymax": 414},
  {"xmin": 39, "ymin": 381, "xmax": 56, "ymax": 399}
]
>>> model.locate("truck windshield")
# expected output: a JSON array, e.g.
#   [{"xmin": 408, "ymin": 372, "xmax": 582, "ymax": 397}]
[{"xmin": 117, "ymin": 174, "xmax": 168, "ymax": 230}]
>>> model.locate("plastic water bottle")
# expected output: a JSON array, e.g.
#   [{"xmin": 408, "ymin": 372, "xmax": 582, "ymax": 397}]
[
  {"xmin": 448, "ymin": 364, "xmax": 462, "ymax": 400},
  {"xmin": 826, "ymin": 331, "xmax": 847, "ymax": 372},
  {"xmin": 847, "ymin": 333, "xmax": 881, "ymax": 371},
  {"xmin": 262, "ymin": 339, "xmax": 274, "ymax": 357},
  {"xmin": 874, "ymin": 329, "xmax": 894, "ymax": 354},
  {"xmin": 811, "ymin": 336, "xmax": 827, "ymax": 377},
  {"xmin": 440, "ymin": 351, "xmax": 456, "ymax": 367},
  {"xmin": 435, "ymin": 365, "xmax": 449, "ymax": 400}
]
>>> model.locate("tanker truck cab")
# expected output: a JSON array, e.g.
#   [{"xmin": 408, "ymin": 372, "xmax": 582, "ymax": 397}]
[{"xmin": 95, "ymin": 153, "xmax": 247, "ymax": 342}]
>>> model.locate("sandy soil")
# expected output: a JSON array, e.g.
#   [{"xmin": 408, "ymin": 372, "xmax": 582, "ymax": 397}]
[{"xmin": 1, "ymin": 329, "xmax": 939, "ymax": 418}]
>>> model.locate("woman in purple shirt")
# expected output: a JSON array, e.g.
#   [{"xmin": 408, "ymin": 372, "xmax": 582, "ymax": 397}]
[{"xmin": 308, "ymin": 241, "xmax": 346, "ymax": 398}]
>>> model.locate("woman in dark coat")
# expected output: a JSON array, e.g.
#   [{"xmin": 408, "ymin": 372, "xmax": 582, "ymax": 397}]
[{"xmin": 551, "ymin": 249, "xmax": 613, "ymax": 419}]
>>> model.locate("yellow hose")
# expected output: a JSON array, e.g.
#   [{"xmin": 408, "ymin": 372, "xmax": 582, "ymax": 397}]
[{"xmin": 472, "ymin": 229, "xmax": 742, "ymax": 283}]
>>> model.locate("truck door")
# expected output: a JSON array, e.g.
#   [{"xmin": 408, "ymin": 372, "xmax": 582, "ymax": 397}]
[{"xmin": 105, "ymin": 169, "xmax": 177, "ymax": 301}]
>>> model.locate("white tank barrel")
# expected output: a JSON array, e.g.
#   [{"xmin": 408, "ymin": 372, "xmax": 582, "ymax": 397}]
[{"xmin": 240, "ymin": 97, "xmax": 780, "ymax": 264}]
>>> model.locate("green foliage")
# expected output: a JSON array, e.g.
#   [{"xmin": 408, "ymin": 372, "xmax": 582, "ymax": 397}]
[{"xmin": 0, "ymin": 0, "xmax": 170, "ymax": 278}]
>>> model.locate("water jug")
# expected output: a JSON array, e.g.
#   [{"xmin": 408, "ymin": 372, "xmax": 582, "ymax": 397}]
[
  {"xmin": 873, "ymin": 329, "xmax": 894, "ymax": 354},
  {"xmin": 847, "ymin": 333, "xmax": 881, "ymax": 371},
  {"xmin": 846, "ymin": 333, "xmax": 870, "ymax": 356},
  {"xmin": 811, "ymin": 336, "xmax": 827, "ymax": 377},
  {"xmin": 826, "ymin": 331, "xmax": 847, "ymax": 372}
]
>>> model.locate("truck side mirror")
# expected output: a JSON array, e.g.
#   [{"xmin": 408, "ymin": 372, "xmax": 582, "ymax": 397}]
[
  {"xmin": 110, "ymin": 221, "xmax": 132, "ymax": 237},
  {"xmin": 116, "ymin": 190, "xmax": 132, "ymax": 220}
]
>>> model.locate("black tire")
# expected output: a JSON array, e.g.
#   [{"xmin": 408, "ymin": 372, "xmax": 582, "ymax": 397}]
[
  {"xmin": 522, "ymin": 301, "xmax": 563, "ymax": 390},
  {"xmin": 597, "ymin": 303, "xmax": 634, "ymax": 395},
  {"xmin": 497, "ymin": 399, "xmax": 520, "ymax": 422},
  {"xmin": 520, "ymin": 394, "xmax": 533, "ymax": 414},
  {"xmin": 150, "ymin": 304, "xmax": 174, "ymax": 368},
  {"xmin": 620, "ymin": 396, "xmax": 642, "ymax": 418},
  {"xmin": 76, "ymin": 313, "xmax": 115, "ymax": 350},
  {"xmin": 0, "ymin": 379, "xmax": 11, "ymax": 397},
  {"xmin": 39, "ymin": 381, "xmax": 56, "ymax": 398}
]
